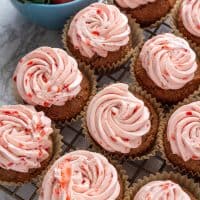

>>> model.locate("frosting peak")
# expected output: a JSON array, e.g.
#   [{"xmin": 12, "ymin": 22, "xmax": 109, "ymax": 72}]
[
  {"xmin": 140, "ymin": 33, "xmax": 198, "ymax": 90},
  {"xmin": 0, "ymin": 105, "xmax": 53, "ymax": 173},
  {"xmin": 167, "ymin": 101, "xmax": 200, "ymax": 162},
  {"xmin": 181, "ymin": 0, "xmax": 200, "ymax": 37},
  {"xmin": 13, "ymin": 47, "xmax": 82, "ymax": 107},
  {"xmin": 39, "ymin": 150, "xmax": 120, "ymax": 200},
  {"xmin": 134, "ymin": 180, "xmax": 191, "ymax": 200},
  {"xmin": 86, "ymin": 83, "xmax": 151, "ymax": 154},
  {"xmin": 115, "ymin": 0, "xmax": 156, "ymax": 9},
  {"xmin": 68, "ymin": 3, "xmax": 130, "ymax": 58}
]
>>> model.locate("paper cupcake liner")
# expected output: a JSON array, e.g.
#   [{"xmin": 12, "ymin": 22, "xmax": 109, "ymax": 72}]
[
  {"xmin": 107, "ymin": 0, "xmax": 179, "ymax": 28},
  {"xmin": 125, "ymin": 172, "xmax": 200, "ymax": 200},
  {"xmin": 169, "ymin": 0, "xmax": 200, "ymax": 57},
  {"xmin": 82, "ymin": 83, "xmax": 164, "ymax": 162},
  {"xmin": 13, "ymin": 64, "xmax": 97, "ymax": 126},
  {"xmin": 130, "ymin": 31, "xmax": 200, "ymax": 105},
  {"xmin": 158, "ymin": 94, "xmax": 200, "ymax": 177},
  {"xmin": 0, "ymin": 125, "xmax": 63, "ymax": 186},
  {"xmin": 36, "ymin": 154, "xmax": 129, "ymax": 200},
  {"xmin": 62, "ymin": 14, "xmax": 144, "ymax": 74}
]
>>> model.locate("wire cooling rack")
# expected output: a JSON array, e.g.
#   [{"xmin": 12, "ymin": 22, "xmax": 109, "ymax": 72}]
[{"xmin": 1, "ymin": 17, "xmax": 200, "ymax": 200}]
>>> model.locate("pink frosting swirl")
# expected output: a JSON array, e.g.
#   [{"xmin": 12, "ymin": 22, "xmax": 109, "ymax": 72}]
[
  {"xmin": 0, "ymin": 105, "xmax": 53, "ymax": 173},
  {"xmin": 39, "ymin": 150, "xmax": 120, "ymax": 200},
  {"xmin": 86, "ymin": 83, "xmax": 151, "ymax": 154},
  {"xmin": 115, "ymin": 0, "xmax": 156, "ymax": 9},
  {"xmin": 134, "ymin": 180, "xmax": 191, "ymax": 200},
  {"xmin": 181, "ymin": 0, "xmax": 200, "ymax": 37},
  {"xmin": 13, "ymin": 47, "xmax": 82, "ymax": 107},
  {"xmin": 68, "ymin": 3, "xmax": 130, "ymax": 58},
  {"xmin": 140, "ymin": 33, "xmax": 198, "ymax": 90},
  {"xmin": 167, "ymin": 101, "xmax": 200, "ymax": 162}
]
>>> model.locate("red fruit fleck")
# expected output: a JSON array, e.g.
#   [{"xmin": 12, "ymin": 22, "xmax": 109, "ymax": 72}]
[
  {"xmin": 0, "ymin": 121, "xmax": 4, "ymax": 126},
  {"xmin": 110, "ymin": 136, "xmax": 117, "ymax": 142},
  {"xmin": 92, "ymin": 31, "xmax": 100, "ymax": 36},
  {"xmin": 54, "ymin": 188, "xmax": 60, "ymax": 195},
  {"xmin": 186, "ymin": 111, "xmax": 192, "ymax": 116},
  {"xmin": 122, "ymin": 138, "xmax": 129, "ymax": 142},
  {"xmin": 25, "ymin": 128, "xmax": 31, "ymax": 133},
  {"xmin": 57, "ymin": 87, "xmax": 62, "ymax": 93},
  {"xmin": 47, "ymin": 87, "xmax": 51, "ymax": 92},
  {"xmin": 25, "ymin": 79, "xmax": 28, "ymax": 85},
  {"xmin": 43, "ymin": 101, "xmax": 50, "ymax": 107},
  {"xmin": 162, "ymin": 183, "xmax": 169, "ymax": 190},
  {"xmin": 27, "ymin": 61, "xmax": 33, "ymax": 66},
  {"xmin": 196, "ymin": 24, "xmax": 200, "ymax": 29},
  {"xmin": 111, "ymin": 111, "xmax": 116, "ymax": 115},
  {"xmin": 171, "ymin": 135, "xmax": 176, "ymax": 141},
  {"xmin": 64, "ymin": 85, "xmax": 69, "ymax": 91},
  {"xmin": 40, "ymin": 130, "xmax": 46, "ymax": 137},
  {"xmin": 7, "ymin": 162, "xmax": 13, "ymax": 167},
  {"xmin": 28, "ymin": 73, "xmax": 34, "ymax": 78},
  {"xmin": 97, "ymin": 9, "xmax": 101, "ymax": 15},
  {"xmin": 27, "ymin": 93, "xmax": 32, "ymax": 98},
  {"xmin": 18, "ymin": 143, "xmax": 24, "ymax": 148},
  {"xmin": 192, "ymin": 155, "xmax": 198, "ymax": 159},
  {"xmin": 133, "ymin": 106, "xmax": 139, "ymax": 113},
  {"xmin": 3, "ymin": 111, "xmax": 11, "ymax": 115},
  {"xmin": 38, "ymin": 149, "xmax": 43, "ymax": 157},
  {"xmin": 36, "ymin": 123, "xmax": 43, "ymax": 130},
  {"xmin": 163, "ymin": 70, "xmax": 169, "ymax": 76},
  {"xmin": 13, "ymin": 76, "xmax": 17, "ymax": 82},
  {"xmin": 42, "ymin": 74, "xmax": 48, "ymax": 83}
]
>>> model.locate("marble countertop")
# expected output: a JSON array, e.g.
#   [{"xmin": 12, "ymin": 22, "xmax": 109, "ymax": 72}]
[{"xmin": 0, "ymin": 0, "xmax": 62, "ymax": 106}]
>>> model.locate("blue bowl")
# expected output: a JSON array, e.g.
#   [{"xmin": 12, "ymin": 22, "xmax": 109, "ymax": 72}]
[{"xmin": 10, "ymin": 0, "xmax": 99, "ymax": 29}]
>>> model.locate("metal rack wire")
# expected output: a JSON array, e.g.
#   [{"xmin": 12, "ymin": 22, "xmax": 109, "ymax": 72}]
[{"xmin": 1, "ymin": 18, "xmax": 199, "ymax": 200}]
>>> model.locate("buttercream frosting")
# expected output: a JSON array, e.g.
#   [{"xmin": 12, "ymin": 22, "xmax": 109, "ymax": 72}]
[
  {"xmin": 167, "ymin": 101, "xmax": 200, "ymax": 162},
  {"xmin": 140, "ymin": 33, "xmax": 198, "ymax": 90},
  {"xmin": 68, "ymin": 3, "xmax": 130, "ymax": 58},
  {"xmin": 39, "ymin": 150, "xmax": 120, "ymax": 200},
  {"xmin": 181, "ymin": 0, "xmax": 200, "ymax": 37},
  {"xmin": 13, "ymin": 47, "xmax": 82, "ymax": 107},
  {"xmin": 115, "ymin": 0, "xmax": 156, "ymax": 9},
  {"xmin": 0, "ymin": 105, "xmax": 53, "ymax": 173},
  {"xmin": 134, "ymin": 180, "xmax": 191, "ymax": 200},
  {"xmin": 86, "ymin": 83, "xmax": 151, "ymax": 154}
]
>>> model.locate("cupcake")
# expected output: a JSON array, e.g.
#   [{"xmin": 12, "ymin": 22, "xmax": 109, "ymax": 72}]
[
  {"xmin": 84, "ymin": 83, "xmax": 160, "ymax": 158},
  {"xmin": 39, "ymin": 150, "xmax": 126, "ymax": 200},
  {"xmin": 63, "ymin": 2, "xmax": 134, "ymax": 72},
  {"xmin": 13, "ymin": 46, "xmax": 94, "ymax": 121},
  {"xmin": 176, "ymin": 0, "xmax": 200, "ymax": 45},
  {"xmin": 163, "ymin": 101, "xmax": 200, "ymax": 175},
  {"xmin": 132, "ymin": 33, "xmax": 200, "ymax": 104},
  {"xmin": 114, "ymin": 0, "xmax": 176, "ymax": 27},
  {"xmin": 129, "ymin": 172, "xmax": 199, "ymax": 200},
  {"xmin": 0, "ymin": 105, "xmax": 53, "ymax": 183}
]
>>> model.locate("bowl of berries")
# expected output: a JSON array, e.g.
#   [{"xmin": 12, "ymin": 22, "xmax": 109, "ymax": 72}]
[{"xmin": 10, "ymin": 0, "xmax": 99, "ymax": 29}]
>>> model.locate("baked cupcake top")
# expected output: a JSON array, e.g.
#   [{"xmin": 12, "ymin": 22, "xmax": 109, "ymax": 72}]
[
  {"xmin": 181, "ymin": 0, "xmax": 200, "ymax": 37},
  {"xmin": 39, "ymin": 150, "xmax": 120, "ymax": 200},
  {"xmin": 13, "ymin": 47, "xmax": 82, "ymax": 107},
  {"xmin": 134, "ymin": 180, "xmax": 191, "ymax": 200},
  {"xmin": 86, "ymin": 83, "xmax": 151, "ymax": 154},
  {"xmin": 0, "ymin": 105, "xmax": 53, "ymax": 173},
  {"xmin": 115, "ymin": 0, "xmax": 156, "ymax": 9},
  {"xmin": 140, "ymin": 33, "xmax": 198, "ymax": 90},
  {"xmin": 167, "ymin": 101, "xmax": 200, "ymax": 162},
  {"xmin": 68, "ymin": 3, "xmax": 131, "ymax": 58}
]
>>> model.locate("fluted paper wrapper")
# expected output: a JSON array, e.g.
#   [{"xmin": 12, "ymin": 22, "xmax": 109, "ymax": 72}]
[
  {"xmin": 130, "ymin": 30, "xmax": 200, "ymax": 105},
  {"xmin": 82, "ymin": 83, "xmax": 164, "ymax": 161},
  {"xmin": 125, "ymin": 172, "xmax": 200, "ymax": 200},
  {"xmin": 62, "ymin": 15, "xmax": 144, "ymax": 74},
  {"xmin": 169, "ymin": 0, "xmax": 200, "ymax": 56},
  {"xmin": 158, "ymin": 94, "xmax": 200, "ymax": 177},
  {"xmin": 0, "ymin": 126, "xmax": 63, "ymax": 186},
  {"xmin": 107, "ymin": 0, "xmax": 179, "ymax": 28},
  {"xmin": 37, "ymin": 155, "xmax": 129, "ymax": 200},
  {"xmin": 13, "ymin": 64, "xmax": 97, "ymax": 125}
]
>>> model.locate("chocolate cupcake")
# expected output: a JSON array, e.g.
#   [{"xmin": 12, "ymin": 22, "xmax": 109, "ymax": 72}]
[
  {"xmin": 114, "ymin": 0, "xmax": 176, "ymax": 27},
  {"xmin": 63, "ymin": 3, "xmax": 136, "ymax": 72},
  {"xmin": 13, "ymin": 46, "xmax": 95, "ymax": 122},
  {"xmin": 84, "ymin": 83, "xmax": 160, "ymax": 159},
  {"xmin": 39, "ymin": 150, "xmax": 127, "ymax": 200},
  {"xmin": 176, "ymin": 0, "xmax": 200, "ymax": 45},
  {"xmin": 163, "ymin": 101, "xmax": 200, "ymax": 175},
  {"xmin": 0, "ymin": 105, "xmax": 53, "ymax": 184},
  {"xmin": 129, "ymin": 172, "xmax": 199, "ymax": 200},
  {"xmin": 132, "ymin": 33, "xmax": 200, "ymax": 104}
]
